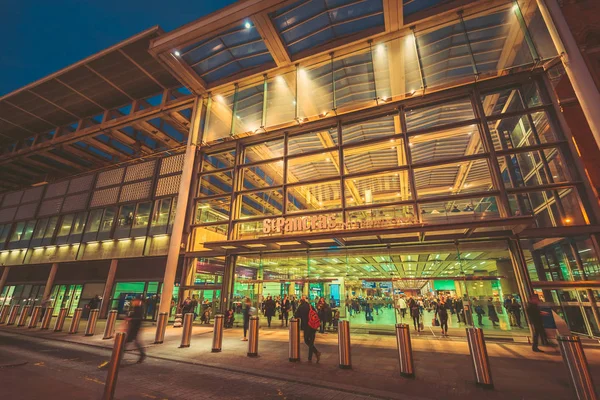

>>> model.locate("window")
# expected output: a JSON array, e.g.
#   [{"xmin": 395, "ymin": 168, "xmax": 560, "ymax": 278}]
[
  {"xmin": 0, "ymin": 224, "xmax": 11, "ymax": 245},
  {"xmin": 118, "ymin": 205, "xmax": 136, "ymax": 228},
  {"xmin": 21, "ymin": 221, "xmax": 36, "ymax": 242},
  {"xmin": 9, "ymin": 222, "xmax": 26, "ymax": 242},
  {"xmin": 71, "ymin": 212, "xmax": 87, "ymax": 236},
  {"xmin": 152, "ymin": 198, "xmax": 173, "ymax": 227},
  {"xmin": 85, "ymin": 209, "xmax": 104, "ymax": 233},
  {"xmin": 44, "ymin": 217, "xmax": 59, "ymax": 239},
  {"xmin": 33, "ymin": 219, "xmax": 49, "ymax": 239},
  {"xmin": 57, "ymin": 215, "xmax": 74, "ymax": 238},
  {"xmin": 133, "ymin": 202, "xmax": 152, "ymax": 229},
  {"xmin": 100, "ymin": 208, "xmax": 116, "ymax": 233}
]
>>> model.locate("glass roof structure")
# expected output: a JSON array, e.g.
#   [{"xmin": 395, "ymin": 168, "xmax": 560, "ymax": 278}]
[
  {"xmin": 269, "ymin": 0, "xmax": 385, "ymax": 56},
  {"xmin": 180, "ymin": 22, "xmax": 275, "ymax": 84}
]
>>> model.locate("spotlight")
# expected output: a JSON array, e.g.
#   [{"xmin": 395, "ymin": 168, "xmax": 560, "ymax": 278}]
[
  {"xmin": 244, "ymin": 21, "xmax": 252, "ymax": 29},
  {"xmin": 174, "ymin": 51, "xmax": 181, "ymax": 57}
]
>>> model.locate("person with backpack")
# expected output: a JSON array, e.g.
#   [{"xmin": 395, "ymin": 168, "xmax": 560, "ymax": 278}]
[{"xmin": 294, "ymin": 296, "xmax": 321, "ymax": 363}]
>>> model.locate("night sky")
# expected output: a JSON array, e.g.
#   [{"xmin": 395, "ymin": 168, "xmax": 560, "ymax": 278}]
[{"xmin": 0, "ymin": 0, "xmax": 237, "ymax": 96}]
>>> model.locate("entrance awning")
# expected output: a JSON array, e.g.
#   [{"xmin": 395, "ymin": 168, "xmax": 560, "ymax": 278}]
[{"xmin": 191, "ymin": 215, "xmax": 534, "ymax": 256}]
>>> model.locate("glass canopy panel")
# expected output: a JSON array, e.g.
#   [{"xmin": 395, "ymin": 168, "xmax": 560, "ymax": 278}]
[
  {"xmin": 288, "ymin": 128, "xmax": 338, "ymax": 155},
  {"xmin": 403, "ymin": 0, "xmax": 446, "ymax": 17},
  {"xmin": 233, "ymin": 83, "xmax": 264, "ymax": 136},
  {"xmin": 342, "ymin": 114, "xmax": 397, "ymax": 144},
  {"xmin": 409, "ymin": 124, "xmax": 482, "ymax": 165},
  {"xmin": 244, "ymin": 139, "xmax": 284, "ymax": 163},
  {"xmin": 195, "ymin": 197, "xmax": 231, "ymax": 224},
  {"xmin": 205, "ymin": 92, "xmax": 235, "ymax": 143},
  {"xmin": 344, "ymin": 170, "xmax": 412, "ymax": 206},
  {"xmin": 343, "ymin": 138, "xmax": 406, "ymax": 175},
  {"xmin": 414, "ymin": 158, "xmax": 493, "ymax": 199},
  {"xmin": 286, "ymin": 180, "xmax": 341, "ymax": 212},
  {"xmin": 239, "ymin": 189, "xmax": 284, "ymax": 219},
  {"xmin": 201, "ymin": 150, "xmax": 236, "ymax": 172},
  {"xmin": 241, "ymin": 161, "xmax": 284, "ymax": 190},
  {"xmin": 297, "ymin": 61, "xmax": 333, "ymax": 120},
  {"xmin": 199, "ymin": 171, "xmax": 233, "ymax": 197},
  {"xmin": 180, "ymin": 22, "xmax": 274, "ymax": 83},
  {"xmin": 415, "ymin": 20, "xmax": 475, "ymax": 90},
  {"xmin": 333, "ymin": 50, "xmax": 377, "ymax": 110},
  {"xmin": 405, "ymin": 97, "xmax": 475, "ymax": 132},
  {"xmin": 269, "ymin": 0, "xmax": 385, "ymax": 56},
  {"xmin": 266, "ymin": 72, "xmax": 296, "ymax": 128},
  {"xmin": 287, "ymin": 152, "xmax": 340, "ymax": 183}
]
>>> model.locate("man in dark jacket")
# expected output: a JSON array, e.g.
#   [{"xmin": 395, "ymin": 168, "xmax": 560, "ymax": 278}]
[
  {"xmin": 126, "ymin": 296, "xmax": 146, "ymax": 363},
  {"xmin": 526, "ymin": 294, "xmax": 548, "ymax": 352},
  {"xmin": 294, "ymin": 296, "xmax": 321, "ymax": 362}
]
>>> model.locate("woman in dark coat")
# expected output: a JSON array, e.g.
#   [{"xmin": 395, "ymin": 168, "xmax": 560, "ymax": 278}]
[
  {"xmin": 281, "ymin": 295, "xmax": 291, "ymax": 327},
  {"xmin": 264, "ymin": 296, "xmax": 276, "ymax": 327},
  {"xmin": 409, "ymin": 298, "xmax": 421, "ymax": 332},
  {"xmin": 436, "ymin": 299, "xmax": 449, "ymax": 336},
  {"xmin": 487, "ymin": 298, "xmax": 499, "ymax": 327}
]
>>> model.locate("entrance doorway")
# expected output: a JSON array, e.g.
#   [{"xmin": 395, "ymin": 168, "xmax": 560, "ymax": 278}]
[{"xmin": 50, "ymin": 284, "xmax": 83, "ymax": 317}]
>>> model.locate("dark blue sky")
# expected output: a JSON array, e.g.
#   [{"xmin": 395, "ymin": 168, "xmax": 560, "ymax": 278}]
[{"xmin": 0, "ymin": 0, "xmax": 237, "ymax": 96}]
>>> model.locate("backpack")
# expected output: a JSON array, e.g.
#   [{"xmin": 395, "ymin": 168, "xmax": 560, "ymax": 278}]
[{"xmin": 308, "ymin": 306, "xmax": 321, "ymax": 330}]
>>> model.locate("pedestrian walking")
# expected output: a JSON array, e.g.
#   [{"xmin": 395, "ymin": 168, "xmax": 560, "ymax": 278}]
[
  {"xmin": 396, "ymin": 296, "xmax": 407, "ymax": 320},
  {"xmin": 510, "ymin": 298, "xmax": 523, "ymax": 328},
  {"xmin": 125, "ymin": 296, "xmax": 146, "ymax": 363},
  {"xmin": 264, "ymin": 296, "xmax": 276, "ymax": 327},
  {"xmin": 409, "ymin": 298, "xmax": 421, "ymax": 332},
  {"xmin": 526, "ymin": 294, "xmax": 549, "ymax": 352},
  {"xmin": 281, "ymin": 295, "xmax": 291, "ymax": 327},
  {"xmin": 436, "ymin": 300, "xmax": 449, "ymax": 336},
  {"xmin": 241, "ymin": 297, "xmax": 252, "ymax": 341},
  {"xmin": 487, "ymin": 298, "xmax": 499, "ymax": 327},
  {"xmin": 294, "ymin": 296, "xmax": 321, "ymax": 362}
]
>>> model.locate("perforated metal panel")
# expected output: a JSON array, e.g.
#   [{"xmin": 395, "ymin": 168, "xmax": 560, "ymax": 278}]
[
  {"xmin": 90, "ymin": 187, "xmax": 120, "ymax": 207},
  {"xmin": 125, "ymin": 160, "xmax": 156, "ymax": 182},
  {"xmin": 68, "ymin": 175, "xmax": 94, "ymax": 194},
  {"xmin": 156, "ymin": 175, "xmax": 181, "ymax": 197},
  {"xmin": 2, "ymin": 191, "xmax": 23, "ymax": 207},
  {"xmin": 62, "ymin": 193, "xmax": 89, "ymax": 212},
  {"xmin": 22, "ymin": 186, "xmax": 44, "ymax": 203},
  {"xmin": 44, "ymin": 181, "xmax": 69, "ymax": 198},
  {"xmin": 96, "ymin": 168, "xmax": 125, "ymax": 188},
  {"xmin": 0, "ymin": 207, "xmax": 17, "ymax": 223},
  {"xmin": 15, "ymin": 203, "xmax": 37, "ymax": 220},
  {"xmin": 38, "ymin": 198, "xmax": 64, "ymax": 217},
  {"xmin": 119, "ymin": 180, "xmax": 152, "ymax": 203},
  {"xmin": 160, "ymin": 154, "xmax": 185, "ymax": 175}
]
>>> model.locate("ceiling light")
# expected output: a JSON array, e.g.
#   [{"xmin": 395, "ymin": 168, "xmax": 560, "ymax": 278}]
[
  {"xmin": 174, "ymin": 51, "xmax": 181, "ymax": 57},
  {"xmin": 244, "ymin": 21, "xmax": 252, "ymax": 29}
]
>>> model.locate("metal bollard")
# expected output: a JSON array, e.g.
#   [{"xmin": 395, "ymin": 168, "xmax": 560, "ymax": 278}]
[
  {"xmin": 7, "ymin": 305, "xmax": 20, "ymax": 325},
  {"xmin": 40, "ymin": 307, "xmax": 53, "ymax": 330},
  {"xmin": 395, "ymin": 323, "xmax": 415, "ymax": 378},
  {"xmin": 247, "ymin": 315, "xmax": 259, "ymax": 357},
  {"xmin": 85, "ymin": 309, "xmax": 99, "ymax": 336},
  {"xmin": 103, "ymin": 310, "xmax": 118, "ymax": 340},
  {"xmin": 69, "ymin": 308, "xmax": 83, "ymax": 334},
  {"xmin": 54, "ymin": 307, "xmax": 68, "ymax": 332},
  {"xmin": 212, "ymin": 314, "xmax": 224, "ymax": 352},
  {"xmin": 102, "ymin": 332, "xmax": 127, "ymax": 400},
  {"xmin": 466, "ymin": 327, "xmax": 493, "ymax": 389},
  {"xmin": 557, "ymin": 335, "xmax": 598, "ymax": 400},
  {"xmin": 17, "ymin": 305, "xmax": 32, "ymax": 327},
  {"xmin": 28, "ymin": 306, "xmax": 42, "ymax": 328},
  {"xmin": 289, "ymin": 318, "xmax": 300, "ymax": 362},
  {"xmin": 0, "ymin": 304, "xmax": 10, "ymax": 324},
  {"xmin": 338, "ymin": 320, "xmax": 352, "ymax": 369},
  {"xmin": 154, "ymin": 312, "xmax": 168, "ymax": 344},
  {"xmin": 179, "ymin": 313, "xmax": 193, "ymax": 348}
]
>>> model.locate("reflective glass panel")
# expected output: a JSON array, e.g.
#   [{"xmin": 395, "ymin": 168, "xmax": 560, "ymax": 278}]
[{"xmin": 287, "ymin": 181, "xmax": 342, "ymax": 212}]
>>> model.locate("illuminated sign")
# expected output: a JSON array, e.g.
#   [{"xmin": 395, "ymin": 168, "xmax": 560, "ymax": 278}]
[{"xmin": 261, "ymin": 214, "xmax": 418, "ymax": 235}]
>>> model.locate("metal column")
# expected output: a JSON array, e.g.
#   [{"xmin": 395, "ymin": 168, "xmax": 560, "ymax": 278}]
[
  {"xmin": 179, "ymin": 313, "xmax": 193, "ymax": 348},
  {"xmin": 17, "ymin": 305, "xmax": 31, "ymax": 327},
  {"xmin": 395, "ymin": 324, "xmax": 415, "ymax": 378},
  {"xmin": 102, "ymin": 332, "xmax": 127, "ymax": 400},
  {"xmin": 289, "ymin": 318, "xmax": 300, "ymax": 362},
  {"xmin": 7, "ymin": 304, "xmax": 19, "ymax": 325},
  {"xmin": 85, "ymin": 309, "xmax": 99, "ymax": 336},
  {"xmin": 466, "ymin": 327, "xmax": 494, "ymax": 388},
  {"xmin": 103, "ymin": 310, "xmax": 118, "ymax": 340},
  {"xmin": 338, "ymin": 320, "xmax": 352, "ymax": 369},
  {"xmin": 247, "ymin": 316, "xmax": 259, "ymax": 357},
  {"xmin": 69, "ymin": 308, "xmax": 83, "ymax": 334},
  {"xmin": 557, "ymin": 335, "xmax": 598, "ymax": 400},
  {"xmin": 212, "ymin": 314, "xmax": 224, "ymax": 352},
  {"xmin": 40, "ymin": 307, "xmax": 53, "ymax": 330},
  {"xmin": 154, "ymin": 312, "xmax": 168, "ymax": 344},
  {"xmin": 0, "ymin": 304, "xmax": 9, "ymax": 324},
  {"xmin": 54, "ymin": 307, "xmax": 68, "ymax": 332},
  {"xmin": 28, "ymin": 305, "xmax": 42, "ymax": 328}
]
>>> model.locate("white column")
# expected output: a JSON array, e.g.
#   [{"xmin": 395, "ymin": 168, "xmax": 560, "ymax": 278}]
[
  {"xmin": 537, "ymin": 0, "xmax": 600, "ymax": 150},
  {"xmin": 99, "ymin": 259, "xmax": 118, "ymax": 318},
  {"xmin": 158, "ymin": 98, "xmax": 202, "ymax": 315}
]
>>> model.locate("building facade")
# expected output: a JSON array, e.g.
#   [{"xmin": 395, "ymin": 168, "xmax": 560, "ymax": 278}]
[{"xmin": 1, "ymin": 0, "xmax": 600, "ymax": 338}]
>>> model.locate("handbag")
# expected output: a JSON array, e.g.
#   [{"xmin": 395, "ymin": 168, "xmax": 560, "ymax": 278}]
[
  {"xmin": 432, "ymin": 318, "xmax": 439, "ymax": 326},
  {"xmin": 308, "ymin": 306, "xmax": 321, "ymax": 330}
]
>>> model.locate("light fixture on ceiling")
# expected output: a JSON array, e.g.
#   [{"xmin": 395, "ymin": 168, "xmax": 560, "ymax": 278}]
[
  {"xmin": 244, "ymin": 21, "xmax": 252, "ymax": 29},
  {"xmin": 174, "ymin": 51, "xmax": 181, "ymax": 57}
]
